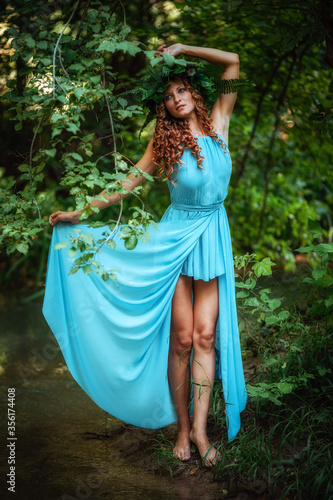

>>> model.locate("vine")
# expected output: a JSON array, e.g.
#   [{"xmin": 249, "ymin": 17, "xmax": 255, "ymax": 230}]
[{"xmin": 0, "ymin": 0, "xmax": 180, "ymax": 279}]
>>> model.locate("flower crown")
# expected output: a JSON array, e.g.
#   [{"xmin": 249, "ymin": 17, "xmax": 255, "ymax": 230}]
[{"xmin": 133, "ymin": 54, "xmax": 252, "ymax": 134}]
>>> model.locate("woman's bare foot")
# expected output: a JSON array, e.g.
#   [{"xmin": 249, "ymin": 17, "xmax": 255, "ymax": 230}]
[
  {"xmin": 190, "ymin": 429, "xmax": 220, "ymax": 467},
  {"xmin": 173, "ymin": 430, "xmax": 191, "ymax": 461}
]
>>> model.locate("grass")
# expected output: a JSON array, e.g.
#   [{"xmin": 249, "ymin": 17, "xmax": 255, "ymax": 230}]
[
  {"xmin": 210, "ymin": 400, "xmax": 333, "ymax": 499},
  {"xmin": 148, "ymin": 431, "xmax": 189, "ymax": 477},
  {"xmin": 149, "ymin": 254, "xmax": 333, "ymax": 499}
]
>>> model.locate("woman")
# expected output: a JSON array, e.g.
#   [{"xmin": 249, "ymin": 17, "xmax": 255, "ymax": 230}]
[{"xmin": 45, "ymin": 43, "xmax": 247, "ymax": 467}]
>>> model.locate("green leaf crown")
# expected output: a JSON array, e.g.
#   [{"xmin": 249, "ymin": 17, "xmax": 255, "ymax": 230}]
[{"xmin": 133, "ymin": 55, "xmax": 254, "ymax": 133}]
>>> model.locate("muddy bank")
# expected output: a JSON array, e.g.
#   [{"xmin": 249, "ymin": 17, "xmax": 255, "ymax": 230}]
[{"xmin": 0, "ymin": 296, "xmax": 273, "ymax": 500}]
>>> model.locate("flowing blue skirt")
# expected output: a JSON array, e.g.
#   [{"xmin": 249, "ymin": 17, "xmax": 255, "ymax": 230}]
[{"xmin": 43, "ymin": 202, "xmax": 247, "ymax": 440}]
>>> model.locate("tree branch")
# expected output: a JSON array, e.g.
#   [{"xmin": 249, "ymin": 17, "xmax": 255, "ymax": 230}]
[
  {"xmin": 232, "ymin": 52, "xmax": 289, "ymax": 194},
  {"xmin": 320, "ymin": 0, "xmax": 333, "ymax": 68},
  {"xmin": 257, "ymin": 52, "xmax": 298, "ymax": 239},
  {"xmin": 75, "ymin": 0, "xmax": 92, "ymax": 41}
]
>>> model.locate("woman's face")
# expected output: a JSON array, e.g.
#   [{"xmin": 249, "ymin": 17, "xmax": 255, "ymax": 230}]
[{"xmin": 163, "ymin": 80, "xmax": 196, "ymax": 119}]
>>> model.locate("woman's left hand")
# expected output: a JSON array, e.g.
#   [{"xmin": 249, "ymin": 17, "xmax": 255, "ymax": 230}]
[{"xmin": 156, "ymin": 43, "xmax": 184, "ymax": 57}]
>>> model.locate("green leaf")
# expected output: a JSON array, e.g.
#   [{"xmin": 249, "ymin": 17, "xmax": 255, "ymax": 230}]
[
  {"xmin": 66, "ymin": 122, "xmax": 80, "ymax": 134},
  {"xmin": 316, "ymin": 275, "xmax": 333, "ymax": 287},
  {"xmin": 117, "ymin": 160, "xmax": 128, "ymax": 171},
  {"xmin": 57, "ymin": 95, "xmax": 69, "ymax": 104},
  {"xmin": 40, "ymin": 57, "xmax": 52, "ymax": 65},
  {"xmin": 322, "ymin": 253, "xmax": 330, "ymax": 265},
  {"xmin": 259, "ymin": 288, "xmax": 272, "ymax": 295},
  {"xmin": 51, "ymin": 128, "xmax": 62, "ymax": 138},
  {"xmin": 25, "ymin": 36, "xmax": 35, "ymax": 48},
  {"xmin": 51, "ymin": 113, "xmax": 64, "ymax": 122},
  {"xmin": 54, "ymin": 242, "xmax": 69, "ymax": 250},
  {"xmin": 70, "ymin": 152, "xmax": 83, "ymax": 162},
  {"xmin": 73, "ymin": 87, "xmax": 87, "ymax": 100},
  {"xmin": 244, "ymin": 297, "xmax": 261, "ymax": 307},
  {"xmin": 80, "ymin": 233, "xmax": 94, "ymax": 245},
  {"xmin": 297, "ymin": 243, "xmax": 333, "ymax": 256},
  {"xmin": 119, "ymin": 25, "xmax": 131, "ymax": 38},
  {"xmin": 277, "ymin": 382, "xmax": 294, "ymax": 394},
  {"xmin": 117, "ymin": 109, "xmax": 132, "ymax": 120},
  {"xmin": 124, "ymin": 235, "xmax": 138, "ymax": 250},
  {"xmin": 144, "ymin": 50, "xmax": 157, "ymax": 59},
  {"xmin": 83, "ymin": 265, "xmax": 92, "ymax": 275},
  {"xmin": 68, "ymin": 247, "xmax": 78, "ymax": 258},
  {"xmin": 150, "ymin": 57, "xmax": 162, "ymax": 68},
  {"xmin": 36, "ymin": 41, "xmax": 48, "ymax": 49},
  {"xmin": 69, "ymin": 266, "xmax": 79, "ymax": 275},
  {"xmin": 91, "ymin": 23, "xmax": 101, "ymax": 34},
  {"xmin": 97, "ymin": 41, "xmax": 141, "ymax": 56},
  {"xmin": 312, "ymin": 268, "xmax": 326, "ymax": 280},
  {"xmin": 45, "ymin": 148, "xmax": 57, "ymax": 158},
  {"xmin": 324, "ymin": 296, "xmax": 333, "ymax": 308},
  {"xmin": 18, "ymin": 164, "xmax": 29, "ymax": 172},
  {"xmin": 268, "ymin": 298, "xmax": 281, "ymax": 311},
  {"xmin": 174, "ymin": 58, "xmax": 188, "ymax": 66},
  {"xmin": 137, "ymin": 231, "xmax": 151, "ymax": 243},
  {"xmin": 240, "ymin": 278, "xmax": 256, "ymax": 289},
  {"xmin": 245, "ymin": 385, "xmax": 260, "ymax": 396},
  {"xmin": 117, "ymin": 41, "xmax": 141, "ymax": 56},
  {"xmin": 69, "ymin": 63, "xmax": 85, "ymax": 71},
  {"xmin": 90, "ymin": 75, "xmax": 100, "ymax": 85},
  {"xmin": 139, "ymin": 168, "xmax": 154, "ymax": 182},
  {"xmin": 107, "ymin": 239, "xmax": 116, "ymax": 250},
  {"xmin": 265, "ymin": 314, "xmax": 279, "ymax": 325},
  {"xmin": 302, "ymin": 276, "xmax": 315, "ymax": 284},
  {"xmin": 127, "ymin": 105, "xmax": 141, "ymax": 112},
  {"xmin": 296, "ymin": 245, "xmax": 315, "ymax": 253},
  {"xmin": 236, "ymin": 290, "xmax": 250, "ymax": 299},
  {"xmin": 7, "ymin": 27, "xmax": 18, "ymax": 37},
  {"xmin": 253, "ymin": 258, "xmax": 275, "ymax": 277},
  {"xmin": 15, "ymin": 242, "xmax": 29, "ymax": 255},
  {"xmin": 308, "ymin": 218, "xmax": 322, "ymax": 236},
  {"xmin": 89, "ymin": 221, "xmax": 107, "ymax": 229},
  {"xmin": 163, "ymin": 53, "xmax": 176, "ymax": 67},
  {"xmin": 317, "ymin": 366, "xmax": 331, "ymax": 376},
  {"xmin": 278, "ymin": 311, "xmax": 290, "ymax": 320},
  {"xmin": 313, "ymin": 243, "xmax": 333, "ymax": 256},
  {"xmin": 117, "ymin": 97, "xmax": 127, "ymax": 107},
  {"xmin": 119, "ymin": 226, "xmax": 131, "ymax": 236}
]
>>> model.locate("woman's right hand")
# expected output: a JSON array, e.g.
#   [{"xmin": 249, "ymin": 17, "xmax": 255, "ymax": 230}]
[
  {"xmin": 156, "ymin": 43, "xmax": 184, "ymax": 57},
  {"xmin": 49, "ymin": 209, "xmax": 82, "ymax": 226}
]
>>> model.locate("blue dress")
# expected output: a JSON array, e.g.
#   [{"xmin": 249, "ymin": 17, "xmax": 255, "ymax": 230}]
[{"xmin": 43, "ymin": 133, "xmax": 247, "ymax": 441}]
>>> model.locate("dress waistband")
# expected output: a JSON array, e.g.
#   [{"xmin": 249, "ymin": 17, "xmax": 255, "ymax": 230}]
[{"xmin": 171, "ymin": 201, "xmax": 224, "ymax": 212}]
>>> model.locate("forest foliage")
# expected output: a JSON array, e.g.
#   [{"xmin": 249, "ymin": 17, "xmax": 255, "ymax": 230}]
[{"xmin": 1, "ymin": 0, "xmax": 332, "ymax": 287}]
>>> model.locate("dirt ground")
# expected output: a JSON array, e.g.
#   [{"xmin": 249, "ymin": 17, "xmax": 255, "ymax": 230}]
[{"xmin": 1, "ymin": 296, "xmax": 277, "ymax": 500}]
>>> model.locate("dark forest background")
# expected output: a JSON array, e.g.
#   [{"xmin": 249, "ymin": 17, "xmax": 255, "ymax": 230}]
[
  {"xmin": 1, "ymin": 0, "xmax": 332, "ymax": 292},
  {"xmin": 1, "ymin": 2, "xmax": 333, "ymax": 498}
]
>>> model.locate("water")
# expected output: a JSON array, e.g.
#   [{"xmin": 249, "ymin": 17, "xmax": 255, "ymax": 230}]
[{"xmin": 0, "ymin": 296, "xmax": 224, "ymax": 500}]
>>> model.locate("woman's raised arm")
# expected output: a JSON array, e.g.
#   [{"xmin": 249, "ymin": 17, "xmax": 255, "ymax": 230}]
[
  {"xmin": 159, "ymin": 44, "xmax": 238, "ymax": 74},
  {"xmin": 49, "ymin": 139, "xmax": 156, "ymax": 226}
]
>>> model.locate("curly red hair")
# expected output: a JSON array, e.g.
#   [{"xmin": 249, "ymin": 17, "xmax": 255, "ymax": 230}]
[{"xmin": 152, "ymin": 77, "xmax": 226, "ymax": 182}]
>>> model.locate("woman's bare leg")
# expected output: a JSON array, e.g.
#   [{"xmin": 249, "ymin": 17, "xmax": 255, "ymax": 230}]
[
  {"xmin": 168, "ymin": 275, "xmax": 193, "ymax": 460},
  {"xmin": 190, "ymin": 278, "xmax": 219, "ymax": 467}
]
